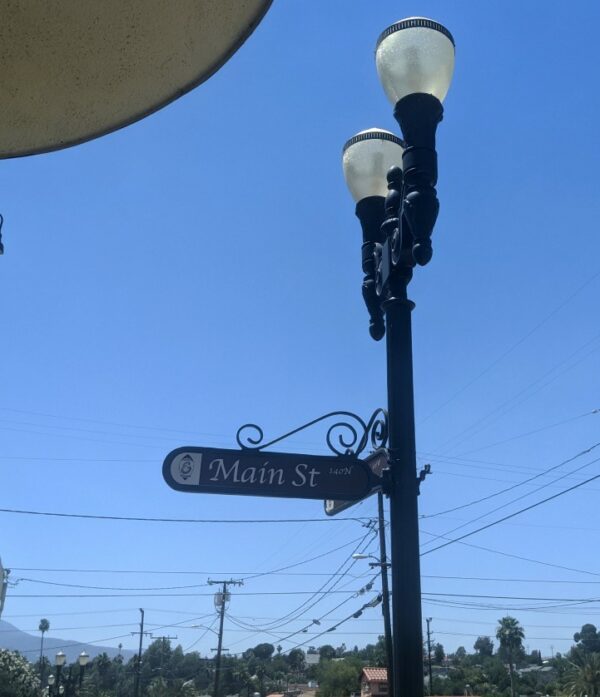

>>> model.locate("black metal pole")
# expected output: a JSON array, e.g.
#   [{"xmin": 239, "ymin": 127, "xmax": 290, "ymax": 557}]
[
  {"xmin": 376, "ymin": 492, "xmax": 394, "ymax": 696},
  {"xmin": 56, "ymin": 664, "xmax": 63, "ymax": 697},
  {"xmin": 385, "ymin": 275, "xmax": 423, "ymax": 697},
  {"xmin": 133, "ymin": 608, "xmax": 145, "ymax": 697},
  {"xmin": 426, "ymin": 618, "xmax": 433, "ymax": 695},
  {"xmin": 66, "ymin": 665, "xmax": 73, "ymax": 697},
  {"xmin": 213, "ymin": 582, "xmax": 228, "ymax": 697}
]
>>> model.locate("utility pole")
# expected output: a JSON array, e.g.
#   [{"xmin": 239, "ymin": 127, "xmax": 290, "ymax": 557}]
[
  {"xmin": 132, "ymin": 609, "xmax": 150, "ymax": 697},
  {"xmin": 426, "ymin": 618, "xmax": 433, "ymax": 695},
  {"xmin": 152, "ymin": 635, "xmax": 177, "ymax": 679},
  {"xmin": 376, "ymin": 492, "xmax": 394, "ymax": 697},
  {"xmin": 208, "ymin": 579, "xmax": 243, "ymax": 697},
  {"xmin": 0, "ymin": 557, "xmax": 9, "ymax": 620}
]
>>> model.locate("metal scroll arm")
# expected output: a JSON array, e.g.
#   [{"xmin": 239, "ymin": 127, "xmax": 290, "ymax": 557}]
[{"xmin": 236, "ymin": 408, "xmax": 388, "ymax": 458}]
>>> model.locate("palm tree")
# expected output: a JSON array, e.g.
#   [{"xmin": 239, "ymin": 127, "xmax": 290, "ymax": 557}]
[
  {"xmin": 496, "ymin": 616, "xmax": 524, "ymax": 697},
  {"xmin": 38, "ymin": 617, "xmax": 50, "ymax": 679},
  {"xmin": 564, "ymin": 652, "xmax": 600, "ymax": 697}
]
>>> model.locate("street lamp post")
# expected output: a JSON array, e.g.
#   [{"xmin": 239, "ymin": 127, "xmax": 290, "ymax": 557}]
[
  {"xmin": 49, "ymin": 651, "xmax": 89, "ymax": 697},
  {"xmin": 342, "ymin": 17, "xmax": 455, "ymax": 697},
  {"xmin": 54, "ymin": 651, "xmax": 66, "ymax": 696},
  {"xmin": 77, "ymin": 651, "xmax": 90, "ymax": 691}
]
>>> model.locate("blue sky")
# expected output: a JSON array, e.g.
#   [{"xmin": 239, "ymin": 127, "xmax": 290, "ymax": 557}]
[{"xmin": 1, "ymin": 0, "xmax": 600, "ymax": 661}]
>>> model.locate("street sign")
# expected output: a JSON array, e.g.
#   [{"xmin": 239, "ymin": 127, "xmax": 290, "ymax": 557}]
[
  {"xmin": 324, "ymin": 448, "xmax": 388, "ymax": 516},
  {"xmin": 163, "ymin": 446, "xmax": 379, "ymax": 501}
]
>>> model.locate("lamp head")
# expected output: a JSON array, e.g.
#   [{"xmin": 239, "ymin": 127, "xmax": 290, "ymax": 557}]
[
  {"xmin": 55, "ymin": 651, "xmax": 66, "ymax": 667},
  {"xmin": 376, "ymin": 17, "xmax": 455, "ymax": 106},
  {"xmin": 342, "ymin": 128, "xmax": 404, "ymax": 203},
  {"xmin": 78, "ymin": 651, "xmax": 89, "ymax": 667}
]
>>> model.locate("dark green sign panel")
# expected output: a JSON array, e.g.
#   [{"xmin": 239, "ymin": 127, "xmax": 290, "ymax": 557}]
[{"xmin": 163, "ymin": 446, "xmax": 378, "ymax": 501}]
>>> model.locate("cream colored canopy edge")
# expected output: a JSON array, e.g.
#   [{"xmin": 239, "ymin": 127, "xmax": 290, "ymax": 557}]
[{"xmin": 0, "ymin": 0, "xmax": 273, "ymax": 158}]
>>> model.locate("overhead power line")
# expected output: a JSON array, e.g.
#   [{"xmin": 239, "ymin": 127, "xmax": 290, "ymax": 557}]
[
  {"xmin": 184, "ymin": 617, "xmax": 219, "ymax": 652},
  {"xmin": 422, "ymin": 438, "xmax": 600, "ymax": 519},
  {"xmin": 280, "ymin": 594, "xmax": 383, "ymax": 655},
  {"xmin": 433, "ymin": 630, "xmax": 571, "ymax": 641},
  {"xmin": 8, "ymin": 533, "xmax": 375, "ymax": 583},
  {"xmin": 229, "ymin": 529, "xmax": 378, "ymax": 632},
  {"xmin": 420, "ymin": 529, "xmax": 600, "ymax": 579},
  {"xmin": 420, "ymin": 268, "xmax": 600, "ymax": 424},
  {"xmin": 422, "ymin": 574, "xmax": 600, "ymax": 585},
  {"xmin": 456, "ymin": 409, "xmax": 599, "ymax": 457},
  {"xmin": 421, "ymin": 461, "xmax": 600, "ymax": 556},
  {"xmin": 432, "ymin": 331, "xmax": 600, "ymax": 454},
  {"xmin": 14, "ymin": 577, "xmax": 211, "ymax": 592},
  {"xmin": 0, "ymin": 507, "xmax": 369, "ymax": 525},
  {"xmin": 18, "ymin": 633, "xmax": 136, "ymax": 655},
  {"xmin": 422, "ymin": 450, "xmax": 600, "ymax": 549},
  {"xmin": 11, "ymin": 568, "xmax": 365, "ymax": 578},
  {"xmin": 8, "ymin": 589, "xmax": 376, "ymax": 599},
  {"xmin": 422, "ymin": 591, "xmax": 600, "ymax": 605},
  {"xmin": 228, "ymin": 573, "xmax": 379, "ymax": 645},
  {"xmin": 0, "ymin": 406, "xmax": 226, "ymax": 437}
]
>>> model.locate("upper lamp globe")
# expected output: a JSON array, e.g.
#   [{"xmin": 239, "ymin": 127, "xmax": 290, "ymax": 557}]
[
  {"xmin": 78, "ymin": 651, "xmax": 90, "ymax": 667},
  {"xmin": 55, "ymin": 651, "xmax": 67, "ymax": 667},
  {"xmin": 342, "ymin": 128, "xmax": 404, "ymax": 203},
  {"xmin": 376, "ymin": 17, "xmax": 455, "ymax": 105}
]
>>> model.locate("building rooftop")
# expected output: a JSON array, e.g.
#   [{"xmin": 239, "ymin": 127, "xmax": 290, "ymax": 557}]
[{"xmin": 362, "ymin": 668, "xmax": 388, "ymax": 682}]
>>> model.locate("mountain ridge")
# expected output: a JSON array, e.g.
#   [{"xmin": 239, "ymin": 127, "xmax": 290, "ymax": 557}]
[{"xmin": 0, "ymin": 619, "xmax": 134, "ymax": 663}]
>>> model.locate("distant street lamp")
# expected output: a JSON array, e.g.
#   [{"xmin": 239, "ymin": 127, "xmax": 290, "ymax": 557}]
[
  {"xmin": 352, "ymin": 553, "xmax": 390, "ymax": 568},
  {"xmin": 342, "ymin": 17, "xmax": 455, "ymax": 697},
  {"xmin": 77, "ymin": 652, "xmax": 90, "ymax": 690},
  {"xmin": 353, "ymin": 546, "xmax": 393, "ymax": 697},
  {"xmin": 49, "ymin": 651, "xmax": 89, "ymax": 697},
  {"xmin": 55, "ymin": 651, "xmax": 66, "ymax": 690}
]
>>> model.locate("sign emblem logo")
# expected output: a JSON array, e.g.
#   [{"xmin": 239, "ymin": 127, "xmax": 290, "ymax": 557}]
[{"xmin": 170, "ymin": 453, "xmax": 202, "ymax": 486}]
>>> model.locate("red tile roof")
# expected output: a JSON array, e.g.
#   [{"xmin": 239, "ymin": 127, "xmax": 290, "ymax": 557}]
[{"xmin": 362, "ymin": 668, "xmax": 388, "ymax": 682}]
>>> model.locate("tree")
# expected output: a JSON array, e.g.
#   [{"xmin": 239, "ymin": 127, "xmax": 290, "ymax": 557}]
[
  {"xmin": 452, "ymin": 646, "xmax": 466, "ymax": 665},
  {"xmin": 253, "ymin": 643, "xmax": 275, "ymax": 661},
  {"xmin": 95, "ymin": 651, "xmax": 113, "ymax": 690},
  {"xmin": 319, "ymin": 645, "xmax": 336, "ymax": 661},
  {"xmin": 528, "ymin": 649, "xmax": 542, "ymax": 665},
  {"xmin": 564, "ymin": 651, "xmax": 600, "ymax": 697},
  {"xmin": 147, "ymin": 676, "xmax": 170, "ymax": 697},
  {"xmin": 496, "ymin": 616, "xmax": 525, "ymax": 697},
  {"xmin": 574, "ymin": 623, "xmax": 600, "ymax": 654},
  {"xmin": 0, "ymin": 649, "xmax": 40, "ymax": 697},
  {"xmin": 37, "ymin": 618, "xmax": 49, "ymax": 679},
  {"xmin": 433, "ymin": 643, "xmax": 445, "ymax": 664},
  {"xmin": 473, "ymin": 636, "xmax": 494, "ymax": 657},
  {"xmin": 287, "ymin": 649, "xmax": 305, "ymax": 672},
  {"xmin": 317, "ymin": 658, "xmax": 362, "ymax": 697},
  {"xmin": 255, "ymin": 664, "xmax": 267, "ymax": 697}
]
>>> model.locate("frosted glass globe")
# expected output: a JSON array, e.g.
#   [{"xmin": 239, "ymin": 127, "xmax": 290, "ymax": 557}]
[
  {"xmin": 342, "ymin": 128, "xmax": 404, "ymax": 202},
  {"xmin": 79, "ymin": 652, "xmax": 90, "ymax": 667},
  {"xmin": 376, "ymin": 17, "xmax": 455, "ymax": 105},
  {"xmin": 55, "ymin": 651, "xmax": 66, "ymax": 667}
]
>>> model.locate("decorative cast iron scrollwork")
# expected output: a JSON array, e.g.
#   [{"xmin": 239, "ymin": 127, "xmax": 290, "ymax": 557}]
[{"xmin": 236, "ymin": 409, "xmax": 388, "ymax": 458}]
